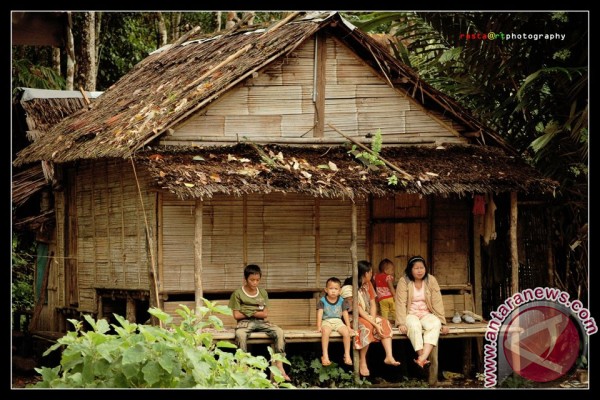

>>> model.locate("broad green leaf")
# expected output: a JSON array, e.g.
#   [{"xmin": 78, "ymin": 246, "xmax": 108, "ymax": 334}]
[{"xmin": 122, "ymin": 343, "xmax": 147, "ymax": 365}]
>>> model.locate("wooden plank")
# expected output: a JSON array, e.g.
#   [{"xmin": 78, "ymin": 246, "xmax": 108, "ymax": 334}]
[
  {"xmin": 314, "ymin": 32, "xmax": 327, "ymax": 137},
  {"xmin": 170, "ymin": 115, "xmax": 225, "ymax": 138}
]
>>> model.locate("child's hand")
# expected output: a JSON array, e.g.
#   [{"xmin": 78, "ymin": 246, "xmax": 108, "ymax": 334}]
[{"xmin": 316, "ymin": 327, "xmax": 322, "ymax": 333}]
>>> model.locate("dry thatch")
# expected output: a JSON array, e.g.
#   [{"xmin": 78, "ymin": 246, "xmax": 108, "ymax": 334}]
[
  {"xmin": 12, "ymin": 165, "xmax": 46, "ymax": 207},
  {"xmin": 14, "ymin": 12, "xmax": 512, "ymax": 167},
  {"xmin": 137, "ymin": 143, "xmax": 557, "ymax": 199}
]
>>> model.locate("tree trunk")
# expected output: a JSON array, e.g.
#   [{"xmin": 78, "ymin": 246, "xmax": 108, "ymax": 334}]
[
  {"xmin": 94, "ymin": 12, "xmax": 102, "ymax": 86},
  {"xmin": 156, "ymin": 12, "xmax": 168, "ymax": 46},
  {"xmin": 65, "ymin": 12, "xmax": 75, "ymax": 91},
  {"xmin": 78, "ymin": 12, "xmax": 97, "ymax": 91},
  {"xmin": 52, "ymin": 47, "xmax": 60, "ymax": 75},
  {"xmin": 171, "ymin": 12, "xmax": 182, "ymax": 41},
  {"xmin": 216, "ymin": 11, "xmax": 222, "ymax": 31}
]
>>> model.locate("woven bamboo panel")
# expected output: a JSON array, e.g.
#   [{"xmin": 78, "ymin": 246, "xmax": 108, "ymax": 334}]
[
  {"xmin": 325, "ymin": 59, "xmax": 338, "ymax": 84},
  {"xmin": 336, "ymin": 61, "xmax": 380, "ymax": 85},
  {"xmin": 223, "ymin": 115, "xmax": 282, "ymax": 137},
  {"xmin": 442, "ymin": 294, "xmax": 468, "ymax": 318},
  {"xmin": 432, "ymin": 198, "xmax": 469, "ymax": 285},
  {"xmin": 206, "ymin": 88, "xmax": 250, "ymax": 115},
  {"xmin": 356, "ymin": 97, "xmax": 411, "ymax": 115},
  {"xmin": 328, "ymin": 37, "xmax": 361, "ymax": 61},
  {"xmin": 404, "ymin": 110, "xmax": 453, "ymax": 135},
  {"xmin": 171, "ymin": 115, "xmax": 225, "ymax": 137},
  {"xmin": 160, "ymin": 194, "xmax": 368, "ymax": 294},
  {"xmin": 358, "ymin": 111, "xmax": 406, "ymax": 135},
  {"xmin": 281, "ymin": 58, "xmax": 314, "ymax": 86},
  {"xmin": 250, "ymin": 63, "xmax": 284, "ymax": 86},
  {"xmin": 356, "ymin": 84, "xmax": 402, "ymax": 99},
  {"xmin": 325, "ymin": 98, "xmax": 357, "ymax": 114},
  {"xmin": 325, "ymin": 84, "xmax": 356, "ymax": 99},
  {"xmin": 291, "ymin": 37, "xmax": 314, "ymax": 58},
  {"xmin": 323, "ymin": 112, "xmax": 358, "ymax": 137},
  {"xmin": 164, "ymin": 298, "xmax": 317, "ymax": 328},
  {"xmin": 161, "ymin": 200, "xmax": 195, "ymax": 291},
  {"xmin": 281, "ymin": 113, "xmax": 316, "ymax": 138},
  {"xmin": 247, "ymin": 86, "xmax": 304, "ymax": 115}
]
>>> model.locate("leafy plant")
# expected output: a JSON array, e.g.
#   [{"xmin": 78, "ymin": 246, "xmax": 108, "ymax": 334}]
[
  {"xmin": 288, "ymin": 353, "xmax": 369, "ymax": 388},
  {"xmin": 348, "ymin": 128, "xmax": 385, "ymax": 170},
  {"xmin": 31, "ymin": 300, "xmax": 293, "ymax": 388},
  {"xmin": 498, "ymin": 373, "xmax": 533, "ymax": 388},
  {"xmin": 12, "ymin": 233, "xmax": 35, "ymax": 329}
]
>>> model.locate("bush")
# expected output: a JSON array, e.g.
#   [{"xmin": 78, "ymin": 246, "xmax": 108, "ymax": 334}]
[
  {"xmin": 288, "ymin": 353, "xmax": 370, "ymax": 388},
  {"xmin": 31, "ymin": 300, "xmax": 293, "ymax": 388}
]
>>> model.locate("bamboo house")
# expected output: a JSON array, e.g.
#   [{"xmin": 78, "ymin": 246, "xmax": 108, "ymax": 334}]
[{"xmin": 14, "ymin": 12, "xmax": 556, "ymax": 350}]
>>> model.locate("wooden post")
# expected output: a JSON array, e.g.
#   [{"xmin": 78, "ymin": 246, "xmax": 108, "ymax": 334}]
[
  {"xmin": 473, "ymin": 214, "xmax": 483, "ymax": 316},
  {"xmin": 194, "ymin": 199, "xmax": 204, "ymax": 314},
  {"xmin": 29, "ymin": 252, "xmax": 52, "ymax": 332},
  {"xmin": 510, "ymin": 192, "xmax": 519, "ymax": 294},
  {"xmin": 126, "ymin": 295, "xmax": 136, "ymax": 323},
  {"xmin": 350, "ymin": 202, "xmax": 359, "ymax": 382},
  {"xmin": 313, "ymin": 32, "xmax": 326, "ymax": 138},
  {"xmin": 428, "ymin": 345, "xmax": 439, "ymax": 385}
]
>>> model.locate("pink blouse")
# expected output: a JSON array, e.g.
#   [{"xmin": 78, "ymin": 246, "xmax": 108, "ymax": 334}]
[{"xmin": 409, "ymin": 284, "xmax": 430, "ymax": 319}]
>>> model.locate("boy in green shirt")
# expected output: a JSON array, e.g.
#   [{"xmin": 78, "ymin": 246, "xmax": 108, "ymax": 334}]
[{"xmin": 229, "ymin": 264, "xmax": 290, "ymax": 381}]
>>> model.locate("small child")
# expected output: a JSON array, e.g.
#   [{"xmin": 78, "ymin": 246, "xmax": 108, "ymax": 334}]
[
  {"xmin": 316, "ymin": 277, "xmax": 353, "ymax": 366},
  {"xmin": 374, "ymin": 258, "xmax": 396, "ymax": 322}
]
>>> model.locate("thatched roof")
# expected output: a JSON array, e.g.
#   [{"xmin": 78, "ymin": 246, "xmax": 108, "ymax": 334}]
[
  {"xmin": 14, "ymin": 11, "xmax": 513, "ymax": 167},
  {"xmin": 137, "ymin": 143, "xmax": 556, "ymax": 199}
]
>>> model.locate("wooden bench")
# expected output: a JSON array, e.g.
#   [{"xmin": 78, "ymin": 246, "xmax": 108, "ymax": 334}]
[{"xmin": 164, "ymin": 294, "xmax": 489, "ymax": 385}]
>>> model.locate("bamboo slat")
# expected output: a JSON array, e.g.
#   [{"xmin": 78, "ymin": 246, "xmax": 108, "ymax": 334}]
[
  {"xmin": 324, "ymin": 98, "xmax": 357, "ymax": 114},
  {"xmin": 282, "ymin": 60, "xmax": 314, "ymax": 85},
  {"xmin": 206, "ymin": 88, "xmax": 250, "ymax": 116},
  {"xmin": 171, "ymin": 115, "xmax": 225, "ymax": 138},
  {"xmin": 224, "ymin": 115, "xmax": 282, "ymax": 137},
  {"xmin": 248, "ymin": 86, "xmax": 304, "ymax": 115},
  {"xmin": 281, "ymin": 114, "xmax": 316, "ymax": 138},
  {"xmin": 249, "ymin": 64, "xmax": 283, "ymax": 86}
]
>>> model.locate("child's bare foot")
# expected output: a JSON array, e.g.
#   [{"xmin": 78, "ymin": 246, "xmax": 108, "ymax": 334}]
[
  {"xmin": 343, "ymin": 355, "xmax": 353, "ymax": 366},
  {"xmin": 359, "ymin": 364, "xmax": 370, "ymax": 376},
  {"xmin": 384, "ymin": 358, "xmax": 401, "ymax": 366},
  {"xmin": 321, "ymin": 356, "xmax": 332, "ymax": 366}
]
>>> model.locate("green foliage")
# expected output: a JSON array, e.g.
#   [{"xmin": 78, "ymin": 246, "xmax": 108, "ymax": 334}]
[
  {"xmin": 11, "ymin": 233, "xmax": 35, "ymax": 319},
  {"xmin": 498, "ymin": 373, "xmax": 534, "ymax": 388},
  {"xmin": 31, "ymin": 300, "xmax": 293, "ymax": 388},
  {"xmin": 393, "ymin": 376, "xmax": 429, "ymax": 388},
  {"xmin": 12, "ymin": 59, "xmax": 65, "ymax": 97},
  {"xmin": 348, "ymin": 128, "xmax": 385, "ymax": 170},
  {"xmin": 288, "ymin": 353, "xmax": 369, "ymax": 388}
]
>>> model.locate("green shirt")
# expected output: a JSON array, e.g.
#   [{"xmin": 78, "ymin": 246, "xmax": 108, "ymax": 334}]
[{"xmin": 228, "ymin": 287, "xmax": 270, "ymax": 318}]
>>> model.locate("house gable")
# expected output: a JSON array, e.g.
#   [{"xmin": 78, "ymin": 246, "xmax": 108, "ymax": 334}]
[{"xmin": 163, "ymin": 33, "xmax": 468, "ymax": 145}]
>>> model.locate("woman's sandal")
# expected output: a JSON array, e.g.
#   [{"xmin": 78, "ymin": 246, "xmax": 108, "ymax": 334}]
[{"xmin": 414, "ymin": 358, "xmax": 431, "ymax": 369}]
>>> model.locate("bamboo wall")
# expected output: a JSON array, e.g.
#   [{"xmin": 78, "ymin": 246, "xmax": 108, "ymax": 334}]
[
  {"xmin": 431, "ymin": 197, "xmax": 470, "ymax": 285},
  {"xmin": 166, "ymin": 34, "xmax": 468, "ymax": 144},
  {"xmin": 72, "ymin": 159, "xmax": 156, "ymax": 313},
  {"xmin": 370, "ymin": 194, "xmax": 429, "ymax": 278},
  {"xmin": 370, "ymin": 194, "xmax": 470, "ymax": 288},
  {"xmin": 160, "ymin": 193, "xmax": 367, "ymax": 293}
]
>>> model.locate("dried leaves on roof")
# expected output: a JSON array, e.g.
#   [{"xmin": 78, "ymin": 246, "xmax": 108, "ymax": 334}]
[{"xmin": 138, "ymin": 143, "xmax": 557, "ymax": 200}]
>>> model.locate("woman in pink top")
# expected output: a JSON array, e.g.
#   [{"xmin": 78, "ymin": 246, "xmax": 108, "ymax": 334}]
[{"xmin": 394, "ymin": 256, "xmax": 449, "ymax": 369}]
